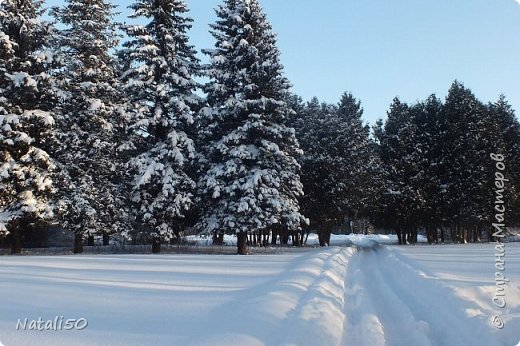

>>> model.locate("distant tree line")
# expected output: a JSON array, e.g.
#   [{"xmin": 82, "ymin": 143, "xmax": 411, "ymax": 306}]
[
  {"xmin": 292, "ymin": 85, "xmax": 520, "ymax": 245},
  {"xmin": 1, "ymin": 0, "xmax": 518, "ymax": 255}
]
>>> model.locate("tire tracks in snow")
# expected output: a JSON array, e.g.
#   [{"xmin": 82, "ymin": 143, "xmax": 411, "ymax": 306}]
[
  {"xmin": 189, "ymin": 247, "xmax": 355, "ymax": 346},
  {"xmin": 190, "ymin": 245, "xmax": 501, "ymax": 346},
  {"xmin": 341, "ymin": 246, "xmax": 500, "ymax": 346},
  {"xmin": 277, "ymin": 247, "xmax": 352, "ymax": 346}
]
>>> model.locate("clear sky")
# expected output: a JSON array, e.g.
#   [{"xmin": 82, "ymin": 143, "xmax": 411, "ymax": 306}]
[{"xmin": 48, "ymin": 0, "xmax": 520, "ymax": 124}]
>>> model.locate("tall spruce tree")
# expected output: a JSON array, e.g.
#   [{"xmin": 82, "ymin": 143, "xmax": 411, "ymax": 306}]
[
  {"xmin": 50, "ymin": 0, "xmax": 122, "ymax": 253},
  {"xmin": 417, "ymin": 82, "xmax": 517, "ymax": 243},
  {"xmin": 119, "ymin": 0, "xmax": 200, "ymax": 253},
  {"xmin": 295, "ymin": 94, "xmax": 375, "ymax": 245},
  {"xmin": 374, "ymin": 82, "xmax": 520, "ymax": 244},
  {"xmin": 377, "ymin": 97, "xmax": 423, "ymax": 244},
  {"xmin": 0, "ymin": 0, "xmax": 57, "ymax": 253},
  {"xmin": 411, "ymin": 95, "xmax": 445, "ymax": 243},
  {"xmin": 199, "ymin": 0, "xmax": 306, "ymax": 255},
  {"xmin": 440, "ymin": 81, "xmax": 495, "ymax": 242},
  {"xmin": 488, "ymin": 96, "xmax": 520, "ymax": 233},
  {"xmin": 335, "ymin": 93, "xmax": 376, "ymax": 231},
  {"xmin": 296, "ymin": 98, "xmax": 338, "ymax": 245}
]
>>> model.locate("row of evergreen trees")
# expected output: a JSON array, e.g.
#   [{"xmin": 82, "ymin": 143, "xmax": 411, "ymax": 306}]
[
  {"xmin": 375, "ymin": 87, "xmax": 520, "ymax": 244},
  {"xmin": 0, "ymin": 0, "xmax": 307, "ymax": 255},
  {"xmin": 1, "ymin": 0, "xmax": 518, "ymax": 255},
  {"xmin": 291, "ymin": 86, "xmax": 520, "ymax": 246}
]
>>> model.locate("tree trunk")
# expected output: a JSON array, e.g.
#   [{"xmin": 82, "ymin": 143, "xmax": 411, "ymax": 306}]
[
  {"xmin": 326, "ymin": 230, "xmax": 332, "ymax": 246},
  {"xmin": 73, "ymin": 233, "xmax": 84, "ymax": 254},
  {"xmin": 348, "ymin": 213, "xmax": 353, "ymax": 234},
  {"xmin": 271, "ymin": 229, "xmax": 277, "ymax": 245},
  {"xmin": 152, "ymin": 237, "xmax": 161, "ymax": 253},
  {"xmin": 212, "ymin": 231, "xmax": 224, "ymax": 246},
  {"xmin": 412, "ymin": 228, "xmax": 418, "ymax": 244},
  {"xmin": 263, "ymin": 231, "xmax": 269, "ymax": 247},
  {"xmin": 281, "ymin": 232, "xmax": 289, "ymax": 245},
  {"xmin": 318, "ymin": 232, "xmax": 325, "ymax": 246},
  {"xmin": 318, "ymin": 229, "xmax": 330, "ymax": 247},
  {"xmin": 102, "ymin": 231, "xmax": 110, "ymax": 246},
  {"xmin": 292, "ymin": 232, "xmax": 300, "ymax": 247},
  {"xmin": 303, "ymin": 231, "xmax": 310, "ymax": 245},
  {"xmin": 87, "ymin": 234, "xmax": 95, "ymax": 246},
  {"xmin": 475, "ymin": 226, "xmax": 481, "ymax": 242},
  {"xmin": 10, "ymin": 228, "xmax": 22, "ymax": 255},
  {"xmin": 405, "ymin": 227, "xmax": 412, "ymax": 244},
  {"xmin": 237, "ymin": 233, "xmax": 248, "ymax": 255}
]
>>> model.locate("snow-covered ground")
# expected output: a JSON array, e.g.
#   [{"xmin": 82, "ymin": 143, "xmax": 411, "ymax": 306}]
[{"xmin": 0, "ymin": 242, "xmax": 518, "ymax": 346}]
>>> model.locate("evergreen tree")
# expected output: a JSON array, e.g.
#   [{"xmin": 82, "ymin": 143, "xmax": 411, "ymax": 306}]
[
  {"xmin": 335, "ymin": 92, "xmax": 375, "ymax": 231},
  {"xmin": 50, "ymin": 0, "xmax": 123, "ymax": 253},
  {"xmin": 284, "ymin": 94, "xmax": 333, "ymax": 246},
  {"xmin": 198, "ymin": 0, "xmax": 306, "ymax": 255},
  {"xmin": 295, "ymin": 93, "xmax": 375, "ymax": 245},
  {"xmin": 439, "ymin": 81, "xmax": 495, "ymax": 242},
  {"xmin": 119, "ymin": 0, "xmax": 200, "ymax": 252},
  {"xmin": 374, "ymin": 82, "xmax": 519, "ymax": 244},
  {"xmin": 410, "ymin": 95, "xmax": 444, "ymax": 243},
  {"xmin": 377, "ymin": 97, "xmax": 422, "ymax": 244},
  {"xmin": 488, "ymin": 96, "xmax": 520, "ymax": 231},
  {"xmin": 0, "ymin": 0, "xmax": 57, "ymax": 253},
  {"xmin": 296, "ymin": 98, "xmax": 338, "ymax": 245},
  {"xmin": 273, "ymin": 92, "xmax": 307, "ymax": 245}
]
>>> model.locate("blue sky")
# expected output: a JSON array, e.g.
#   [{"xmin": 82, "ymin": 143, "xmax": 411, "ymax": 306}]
[{"xmin": 49, "ymin": 0, "xmax": 520, "ymax": 124}]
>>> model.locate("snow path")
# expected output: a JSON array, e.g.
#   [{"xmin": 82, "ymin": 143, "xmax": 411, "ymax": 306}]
[
  {"xmin": 342, "ymin": 246, "xmax": 500, "ymax": 346},
  {"xmin": 190, "ymin": 247, "xmax": 354, "ymax": 346}
]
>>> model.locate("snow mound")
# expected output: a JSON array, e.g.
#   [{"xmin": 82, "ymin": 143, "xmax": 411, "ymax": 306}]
[
  {"xmin": 346, "ymin": 238, "xmax": 381, "ymax": 249},
  {"xmin": 188, "ymin": 247, "xmax": 354, "ymax": 346},
  {"xmin": 306, "ymin": 233, "xmax": 426, "ymax": 247}
]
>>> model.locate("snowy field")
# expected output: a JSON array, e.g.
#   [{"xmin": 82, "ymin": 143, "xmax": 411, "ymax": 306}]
[{"xmin": 0, "ymin": 242, "xmax": 519, "ymax": 346}]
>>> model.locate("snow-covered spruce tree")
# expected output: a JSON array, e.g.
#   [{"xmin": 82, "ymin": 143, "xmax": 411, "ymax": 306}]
[
  {"xmin": 488, "ymin": 96, "xmax": 520, "ymax": 229},
  {"xmin": 281, "ymin": 93, "xmax": 310, "ymax": 246},
  {"xmin": 119, "ymin": 0, "xmax": 199, "ymax": 253},
  {"xmin": 334, "ymin": 93, "xmax": 376, "ymax": 233},
  {"xmin": 50, "ymin": 0, "xmax": 123, "ymax": 253},
  {"xmin": 439, "ymin": 81, "xmax": 496, "ymax": 243},
  {"xmin": 295, "ymin": 98, "xmax": 340, "ymax": 246},
  {"xmin": 377, "ymin": 97, "xmax": 423, "ymax": 244},
  {"xmin": 199, "ymin": 0, "xmax": 307, "ymax": 255},
  {"xmin": 294, "ymin": 94, "xmax": 375, "ymax": 246},
  {"xmin": 409, "ymin": 95, "xmax": 445, "ymax": 243},
  {"xmin": 0, "ymin": 0, "xmax": 57, "ymax": 254}
]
